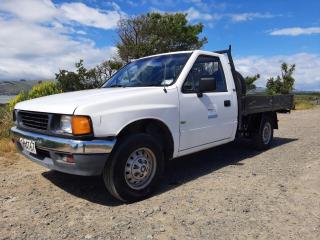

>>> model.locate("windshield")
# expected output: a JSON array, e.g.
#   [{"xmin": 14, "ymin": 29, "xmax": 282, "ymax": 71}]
[{"xmin": 102, "ymin": 53, "xmax": 191, "ymax": 88}]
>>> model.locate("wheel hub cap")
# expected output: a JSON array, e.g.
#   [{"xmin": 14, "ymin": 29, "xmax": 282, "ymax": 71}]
[
  {"xmin": 262, "ymin": 122, "xmax": 272, "ymax": 144},
  {"xmin": 124, "ymin": 148, "xmax": 156, "ymax": 190}
]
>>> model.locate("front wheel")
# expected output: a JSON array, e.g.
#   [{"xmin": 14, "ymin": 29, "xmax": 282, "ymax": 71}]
[
  {"xmin": 252, "ymin": 117, "xmax": 274, "ymax": 150},
  {"xmin": 103, "ymin": 133, "xmax": 164, "ymax": 202}
]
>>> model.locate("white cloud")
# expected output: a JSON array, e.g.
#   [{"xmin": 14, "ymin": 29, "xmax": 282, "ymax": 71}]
[
  {"xmin": 127, "ymin": 0, "xmax": 138, "ymax": 7},
  {"xmin": 185, "ymin": 7, "xmax": 217, "ymax": 21},
  {"xmin": 270, "ymin": 27, "xmax": 320, "ymax": 36},
  {"xmin": 151, "ymin": 6, "xmax": 217, "ymax": 25},
  {"xmin": 0, "ymin": 0, "xmax": 122, "ymax": 80},
  {"xmin": 0, "ymin": 0, "xmax": 58, "ymax": 22},
  {"xmin": 149, "ymin": 1, "xmax": 277, "ymax": 25},
  {"xmin": 60, "ymin": 2, "xmax": 123, "ymax": 30},
  {"xmin": 236, "ymin": 53, "xmax": 320, "ymax": 91},
  {"xmin": 183, "ymin": 8, "xmax": 276, "ymax": 24},
  {"xmin": 230, "ymin": 12, "xmax": 275, "ymax": 22},
  {"xmin": 150, "ymin": 7, "xmax": 221, "ymax": 22},
  {"xmin": 0, "ymin": 46, "xmax": 116, "ymax": 81},
  {"xmin": 0, "ymin": 17, "xmax": 116, "ymax": 80},
  {"xmin": 0, "ymin": 0, "xmax": 124, "ymax": 30}
]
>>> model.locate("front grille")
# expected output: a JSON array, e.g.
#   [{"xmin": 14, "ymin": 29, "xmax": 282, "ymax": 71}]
[{"xmin": 18, "ymin": 111, "xmax": 49, "ymax": 131}]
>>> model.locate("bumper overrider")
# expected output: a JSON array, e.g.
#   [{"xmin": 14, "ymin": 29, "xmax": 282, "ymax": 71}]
[{"xmin": 10, "ymin": 127, "xmax": 116, "ymax": 176}]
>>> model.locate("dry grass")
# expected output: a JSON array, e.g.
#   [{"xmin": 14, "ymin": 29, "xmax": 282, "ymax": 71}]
[
  {"xmin": 294, "ymin": 93, "xmax": 319, "ymax": 110},
  {"xmin": 294, "ymin": 101, "xmax": 315, "ymax": 110},
  {"xmin": 0, "ymin": 138, "xmax": 16, "ymax": 157},
  {"xmin": 0, "ymin": 138, "xmax": 19, "ymax": 167},
  {"xmin": 0, "ymin": 106, "xmax": 16, "ymax": 159},
  {"xmin": 0, "ymin": 106, "xmax": 12, "ymax": 138}
]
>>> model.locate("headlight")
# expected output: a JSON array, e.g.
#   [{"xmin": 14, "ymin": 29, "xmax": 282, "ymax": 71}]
[
  {"xmin": 54, "ymin": 115, "xmax": 92, "ymax": 135},
  {"xmin": 60, "ymin": 115, "xmax": 72, "ymax": 134}
]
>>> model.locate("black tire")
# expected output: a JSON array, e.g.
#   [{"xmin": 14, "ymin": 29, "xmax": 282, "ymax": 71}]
[
  {"xmin": 252, "ymin": 117, "xmax": 274, "ymax": 150},
  {"xmin": 103, "ymin": 133, "xmax": 164, "ymax": 202}
]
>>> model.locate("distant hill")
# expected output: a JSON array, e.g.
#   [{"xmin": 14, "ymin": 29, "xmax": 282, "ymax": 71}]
[
  {"xmin": 293, "ymin": 90, "xmax": 320, "ymax": 94},
  {"xmin": 247, "ymin": 87, "xmax": 320, "ymax": 95},
  {"xmin": 246, "ymin": 87, "xmax": 267, "ymax": 95},
  {"xmin": 0, "ymin": 79, "xmax": 52, "ymax": 95}
]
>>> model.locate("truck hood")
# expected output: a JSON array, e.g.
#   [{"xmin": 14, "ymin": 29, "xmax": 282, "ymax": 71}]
[{"xmin": 15, "ymin": 87, "xmax": 171, "ymax": 114}]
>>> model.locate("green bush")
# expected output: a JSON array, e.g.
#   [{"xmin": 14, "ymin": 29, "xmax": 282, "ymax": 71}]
[
  {"xmin": 28, "ymin": 81, "xmax": 62, "ymax": 99},
  {"xmin": 8, "ymin": 91, "xmax": 28, "ymax": 112},
  {"xmin": 8, "ymin": 82, "xmax": 61, "ymax": 112},
  {"xmin": 266, "ymin": 63, "xmax": 296, "ymax": 95}
]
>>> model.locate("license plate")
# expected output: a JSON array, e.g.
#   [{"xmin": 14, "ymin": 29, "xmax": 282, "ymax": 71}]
[{"xmin": 19, "ymin": 138, "xmax": 37, "ymax": 154}]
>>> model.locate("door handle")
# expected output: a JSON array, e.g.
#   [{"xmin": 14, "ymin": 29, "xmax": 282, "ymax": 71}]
[{"xmin": 224, "ymin": 100, "xmax": 231, "ymax": 107}]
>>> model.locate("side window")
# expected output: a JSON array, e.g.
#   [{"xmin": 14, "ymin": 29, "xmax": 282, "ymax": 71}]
[{"xmin": 182, "ymin": 55, "xmax": 227, "ymax": 93}]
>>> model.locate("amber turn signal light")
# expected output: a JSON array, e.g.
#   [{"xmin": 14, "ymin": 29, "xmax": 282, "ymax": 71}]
[{"xmin": 72, "ymin": 116, "xmax": 92, "ymax": 135}]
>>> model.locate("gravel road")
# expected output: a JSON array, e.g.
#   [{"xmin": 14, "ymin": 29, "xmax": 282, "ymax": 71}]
[{"xmin": 1, "ymin": 108, "xmax": 319, "ymax": 240}]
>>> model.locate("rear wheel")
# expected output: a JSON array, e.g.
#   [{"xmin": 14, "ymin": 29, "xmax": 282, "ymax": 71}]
[
  {"xmin": 252, "ymin": 117, "xmax": 274, "ymax": 150},
  {"xmin": 103, "ymin": 133, "xmax": 164, "ymax": 202}
]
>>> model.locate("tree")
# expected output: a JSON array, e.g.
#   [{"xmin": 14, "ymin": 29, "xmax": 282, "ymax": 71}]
[
  {"xmin": 266, "ymin": 76, "xmax": 282, "ymax": 95},
  {"xmin": 94, "ymin": 59, "xmax": 123, "ymax": 81},
  {"xmin": 266, "ymin": 63, "xmax": 296, "ymax": 95},
  {"xmin": 245, "ymin": 74, "xmax": 260, "ymax": 90},
  {"xmin": 55, "ymin": 59, "xmax": 123, "ymax": 92},
  {"xmin": 280, "ymin": 63, "xmax": 296, "ymax": 94},
  {"xmin": 116, "ymin": 12, "xmax": 207, "ymax": 61},
  {"xmin": 55, "ymin": 12, "xmax": 207, "ymax": 92},
  {"xmin": 55, "ymin": 60, "xmax": 90, "ymax": 92}
]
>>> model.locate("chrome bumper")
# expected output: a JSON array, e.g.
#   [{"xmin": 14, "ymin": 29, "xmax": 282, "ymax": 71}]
[
  {"xmin": 11, "ymin": 126, "xmax": 116, "ymax": 154},
  {"xmin": 11, "ymin": 127, "xmax": 116, "ymax": 176}
]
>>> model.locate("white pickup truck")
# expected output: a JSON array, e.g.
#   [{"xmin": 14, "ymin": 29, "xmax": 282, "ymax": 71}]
[{"xmin": 11, "ymin": 47, "xmax": 293, "ymax": 202}]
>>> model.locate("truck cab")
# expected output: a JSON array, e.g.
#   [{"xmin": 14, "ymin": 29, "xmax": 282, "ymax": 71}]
[
  {"xmin": 177, "ymin": 51, "xmax": 238, "ymax": 153},
  {"xmin": 11, "ymin": 48, "xmax": 293, "ymax": 202}
]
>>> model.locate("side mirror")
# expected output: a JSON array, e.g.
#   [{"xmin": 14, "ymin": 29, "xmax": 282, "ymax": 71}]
[{"xmin": 197, "ymin": 77, "xmax": 216, "ymax": 97}]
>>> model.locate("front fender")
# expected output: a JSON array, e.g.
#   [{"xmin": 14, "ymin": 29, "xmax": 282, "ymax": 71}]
[
  {"xmin": 74, "ymin": 87, "xmax": 180, "ymax": 157},
  {"xmin": 98, "ymin": 105, "xmax": 179, "ymax": 155}
]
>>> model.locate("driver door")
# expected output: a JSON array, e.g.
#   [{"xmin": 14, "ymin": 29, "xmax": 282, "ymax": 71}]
[{"xmin": 179, "ymin": 55, "xmax": 235, "ymax": 151}]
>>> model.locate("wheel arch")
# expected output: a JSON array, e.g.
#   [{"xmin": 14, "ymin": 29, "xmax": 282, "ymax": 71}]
[
  {"xmin": 263, "ymin": 111, "xmax": 278, "ymax": 129},
  {"xmin": 116, "ymin": 118, "xmax": 175, "ymax": 161},
  {"xmin": 245, "ymin": 111, "xmax": 278, "ymax": 133}
]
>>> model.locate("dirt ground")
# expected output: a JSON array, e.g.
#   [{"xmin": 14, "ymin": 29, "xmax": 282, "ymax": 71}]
[{"xmin": 1, "ymin": 108, "xmax": 319, "ymax": 240}]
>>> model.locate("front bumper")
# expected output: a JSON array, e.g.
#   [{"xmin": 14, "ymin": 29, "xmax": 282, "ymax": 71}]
[{"xmin": 11, "ymin": 127, "xmax": 116, "ymax": 176}]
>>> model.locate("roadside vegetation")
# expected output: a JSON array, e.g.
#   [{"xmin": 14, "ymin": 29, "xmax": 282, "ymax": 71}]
[
  {"xmin": 8, "ymin": 82, "xmax": 62, "ymax": 112},
  {"xmin": 266, "ymin": 63, "xmax": 296, "ymax": 95},
  {"xmin": 294, "ymin": 93, "xmax": 320, "ymax": 110},
  {"xmin": 0, "ymin": 106, "xmax": 12, "ymax": 138},
  {"xmin": 0, "ymin": 106, "xmax": 16, "ymax": 156},
  {"xmin": 245, "ymin": 64, "xmax": 319, "ymax": 110},
  {"xmin": 244, "ymin": 74, "xmax": 260, "ymax": 91}
]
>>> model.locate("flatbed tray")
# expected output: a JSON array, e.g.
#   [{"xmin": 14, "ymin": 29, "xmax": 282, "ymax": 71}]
[{"xmin": 242, "ymin": 94, "xmax": 294, "ymax": 115}]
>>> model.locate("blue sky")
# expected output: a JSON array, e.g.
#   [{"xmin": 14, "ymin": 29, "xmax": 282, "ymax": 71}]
[{"xmin": 0, "ymin": 0, "xmax": 319, "ymax": 90}]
